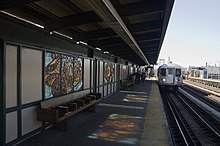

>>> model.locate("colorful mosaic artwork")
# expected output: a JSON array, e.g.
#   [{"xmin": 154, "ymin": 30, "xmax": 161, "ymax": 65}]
[
  {"xmin": 74, "ymin": 58, "xmax": 83, "ymax": 91},
  {"xmin": 61, "ymin": 55, "xmax": 74, "ymax": 94},
  {"xmin": 45, "ymin": 52, "xmax": 81, "ymax": 98},
  {"xmin": 104, "ymin": 63, "xmax": 115, "ymax": 83},
  {"xmin": 45, "ymin": 52, "xmax": 62, "ymax": 98},
  {"xmin": 88, "ymin": 114, "xmax": 144, "ymax": 145}
]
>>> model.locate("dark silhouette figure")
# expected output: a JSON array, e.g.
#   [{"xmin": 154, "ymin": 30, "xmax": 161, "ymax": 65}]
[
  {"xmin": 135, "ymin": 72, "xmax": 141, "ymax": 84},
  {"xmin": 141, "ymin": 72, "xmax": 146, "ymax": 84}
]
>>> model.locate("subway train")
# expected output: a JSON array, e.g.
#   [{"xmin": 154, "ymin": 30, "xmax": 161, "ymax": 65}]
[{"xmin": 157, "ymin": 63, "xmax": 183, "ymax": 92}]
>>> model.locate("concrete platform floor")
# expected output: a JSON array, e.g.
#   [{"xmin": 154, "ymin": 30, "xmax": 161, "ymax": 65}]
[
  {"xmin": 17, "ymin": 80, "xmax": 170, "ymax": 146},
  {"xmin": 140, "ymin": 81, "xmax": 171, "ymax": 146}
]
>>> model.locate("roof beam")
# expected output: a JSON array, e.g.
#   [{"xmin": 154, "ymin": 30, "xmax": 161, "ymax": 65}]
[
  {"xmin": 0, "ymin": 0, "xmax": 39, "ymax": 10},
  {"xmin": 101, "ymin": 44, "xmax": 129, "ymax": 50},
  {"xmin": 139, "ymin": 40, "xmax": 160, "ymax": 47},
  {"xmin": 134, "ymin": 32, "xmax": 161, "ymax": 41},
  {"xmin": 61, "ymin": 1, "xmax": 82, "ymax": 13},
  {"xmin": 128, "ymin": 20, "xmax": 162, "ymax": 33},
  {"xmin": 90, "ymin": 31, "xmax": 161, "ymax": 48},
  {"xmin": 157, "ymin": 0, "xmax": 175, "ymax": 62},
  {"xmin": 143, "ymin": 48, "xmax": 159, "ymax": 53},
  {"xmin": 78, "ymin": 28, "xmax": 117, "ymax": 40},
  {"xmin": 116, "ymin": 1, "xmax": 164, "ymax": 17},
  {"xmin": 85, "ymin": 0, "xmax": 149, "ymax": 65},
  {"xmin": 78, "ymin": 20, "xmax": 162, "ymax": 41},
  {"xmin": 102, "ymin": 0, "xmax": 149, "ymax": 65},
  {"xmin": 44, "ymin": 11, "xmax": 102, "ymax": 31},
  {"xmin": 89, "ymin": 37, "xmax": 123, "ymax": 47}
]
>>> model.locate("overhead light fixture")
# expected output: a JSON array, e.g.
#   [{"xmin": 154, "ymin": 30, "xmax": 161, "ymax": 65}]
[
  {"xmin": 96, "ymin": 47, "xmax": 102, "ymax": 51},
  {"xmin": 104, "ymin": 51, "xmax": 109, "ymax": 54},
  {"xmin": 1, "ymin": 11, "xmax": 44, "ymax": 29},
  {"xmin": 76, "ymin": 41, "xmax": 88, "ymax": 45},
  {"xmin": 53, "ymin": 31, "xmax": 73, "ymax": 40}
]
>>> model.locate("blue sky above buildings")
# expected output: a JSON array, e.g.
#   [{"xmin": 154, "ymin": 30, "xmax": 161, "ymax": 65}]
[{"xmin": 158, "ymin": 0, "xmax": 220, "ymax": 67}]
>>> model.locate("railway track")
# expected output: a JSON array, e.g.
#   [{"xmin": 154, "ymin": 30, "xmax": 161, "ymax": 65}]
[
  {"xmin": 180, "ymin": 85, "xmax": 220, "ymax": 113},
  {"xmin": 184, "ymin": 79, "xmax": 220, "ymax": 97},
  {"xmin": 160, "ymin": 87, "xmax": 220, "ymax": 146}
]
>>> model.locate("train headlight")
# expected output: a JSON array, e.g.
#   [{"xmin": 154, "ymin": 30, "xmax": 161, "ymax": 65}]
[{"xmin": 163, "ymin": 78, "xmax": 166, "ymax": 82}]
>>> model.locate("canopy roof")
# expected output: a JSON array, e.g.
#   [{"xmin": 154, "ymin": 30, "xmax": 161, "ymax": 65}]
[{"xmin": 0, "ymin": 0, "xmax": 174, "ymax": 65}]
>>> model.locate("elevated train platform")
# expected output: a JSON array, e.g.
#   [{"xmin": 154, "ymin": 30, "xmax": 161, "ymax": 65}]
[
  {"xmin": 16, "ymin": 79, "xmax": 170, "ymax": 146},
  {"xmin": 0, "ymin": 1, "xmax": 175, "ymax": 145}
]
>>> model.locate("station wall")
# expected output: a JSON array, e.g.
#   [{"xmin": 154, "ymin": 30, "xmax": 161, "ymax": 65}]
[
  {"xmin": 5, "ymin": 44, "xmax": 43, "ymax": 143},
  {"xmin": 0, "ymin": 14, "xmax": 138, "ymax": 145},
  {"xmin": 3, "ymin": 41, "xmax": 122, "ymax": 145}
]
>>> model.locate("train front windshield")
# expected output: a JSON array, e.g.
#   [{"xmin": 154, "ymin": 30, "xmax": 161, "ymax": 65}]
[
  {"xmin": 168, "ymin": 68, "xmax": 173, "ymax": 75},
  {"xmin": 160, "ymin": 68, "xmax": 166, "ymax": 76},
  {"xmin": 176, "ymin": 69, "xmax": 181, "ymax": 77}
]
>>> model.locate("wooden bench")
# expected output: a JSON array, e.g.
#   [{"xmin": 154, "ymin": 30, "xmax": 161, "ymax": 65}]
[
  {"xmin": 37, "ymin": 93, "xmax": 101, "ymax": 131},
  {"xmin": 120, "ymin": 79, "xmax": 133, "ymax": 90}
]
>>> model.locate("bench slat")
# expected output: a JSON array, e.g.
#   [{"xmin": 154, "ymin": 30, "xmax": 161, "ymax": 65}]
[{"xmin": 37, "ymin": 93, "xmax": 102, "ymax": 131}]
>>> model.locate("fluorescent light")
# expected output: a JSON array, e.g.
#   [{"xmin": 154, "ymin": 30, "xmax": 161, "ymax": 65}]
[
  {"xmin": 53, "ymin": 31, "xmax": 73, "ymax": 40},
  {"xmin": 104, "ymin": 51, "xmax": 109, "ymax": 54},
  {"xmin": 79, "ymin": 41, "xmax": 88, "ymax": 45},
  {"xmin": 96, "ymin": 47, "xmax": 102, "ymax": 51},
  {"xmin": 1, "ymin": 11, "xmax": 44, "ymax": 29},
  {"xmin": 76, "ymin": 41, "xmax": 88, "ymax": 45}
]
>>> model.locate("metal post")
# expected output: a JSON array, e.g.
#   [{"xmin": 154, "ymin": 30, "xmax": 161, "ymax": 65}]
[{"xmin": 0, "ymin": 39, "xmax": 5, "ymax": 146}]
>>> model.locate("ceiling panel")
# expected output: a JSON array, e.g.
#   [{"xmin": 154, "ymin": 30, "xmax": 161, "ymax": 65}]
[{"xmin": 0, "ymin": 0, "xmax": 174, "ymax": 65}]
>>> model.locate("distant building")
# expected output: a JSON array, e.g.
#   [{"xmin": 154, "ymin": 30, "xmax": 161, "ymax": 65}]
[
  {"xmin": 205, "ymin": 66, "xmax": 220, "ymax": 79},
  {"xmin": 188, "ymin": 66, "xmax": 220, "ymax": 80},
  {"xmin": 188, "ymin": 67, "xmax": 207, "ymax": 79}
]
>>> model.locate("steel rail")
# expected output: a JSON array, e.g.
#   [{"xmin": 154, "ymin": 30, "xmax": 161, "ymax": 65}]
[
  {"xmin": 166, "ymin": 95, "xmax": 190, "ymax": 146},
  {"xmin": 178, "ymin": 94, "xmax": 220, "ymax": 138}
]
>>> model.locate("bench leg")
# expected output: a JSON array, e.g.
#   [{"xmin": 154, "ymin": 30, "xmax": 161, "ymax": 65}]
[
  {"xmin": 85, "ymin": 104, "xmax": 96, "ymax": 113},
  {"xmin": 53, "ymin": 119, "xmax": 68, "ymax": 131}
]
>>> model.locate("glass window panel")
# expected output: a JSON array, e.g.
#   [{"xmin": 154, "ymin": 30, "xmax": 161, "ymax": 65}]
[
  {"xmin": 176, "ymin": 69, "xmax": 181, "ymax": 77},
  {"xmin": 160, "ymin": 68, "xmax": 166, "ymax": 76},
  {"xmin": 168, "ymin": 68, "xmax": 173, "ymax": 75}
]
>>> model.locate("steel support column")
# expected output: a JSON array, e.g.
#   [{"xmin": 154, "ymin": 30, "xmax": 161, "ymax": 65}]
[{"xmin": 0, "ymin": 39, "xmax": 5, "ymax": 145}]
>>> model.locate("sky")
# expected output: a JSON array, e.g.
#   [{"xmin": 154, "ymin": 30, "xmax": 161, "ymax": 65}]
[{"xmin": 158, "ymin": 0, "xmax": 220, "ymax": 68}]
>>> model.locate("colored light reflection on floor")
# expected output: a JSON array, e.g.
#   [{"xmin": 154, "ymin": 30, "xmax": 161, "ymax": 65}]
[
  {"xmin": 88, "ymin": 114, "xmax": 144, "ymax": 145},
  {"xmin": 123, "ymin": 94, "xmax": 148, "ymax": 103}
]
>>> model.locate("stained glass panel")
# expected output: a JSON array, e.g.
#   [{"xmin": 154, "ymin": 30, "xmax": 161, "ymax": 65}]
[
  {"xmin": 74, "ymin": 58, "xmax": 83, "ymax": 91},
  {"xmin": 61, "ymin": 55, "xmax": 74, "ymax": 94},
  {"xmin": 44, "ymin": 52, "xmax": 61, "ymax": 98},
  {"xmin": 104, "ymin": 62, "xmax": 115, "ymax": 83}
]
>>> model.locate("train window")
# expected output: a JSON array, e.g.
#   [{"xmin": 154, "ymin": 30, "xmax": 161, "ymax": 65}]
[
  {"xmin": 160, "ymin": 68, "xmax": 166, "ymax": 76},
  {"xmin": 168, "ymin": 68, "xmax": 173, "ymax": 75},
  {"xmin": 176, "ymin": 69, "xmax": 181, "ymax": 77}
]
